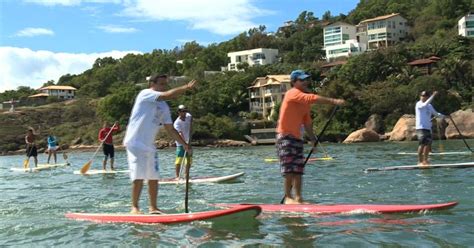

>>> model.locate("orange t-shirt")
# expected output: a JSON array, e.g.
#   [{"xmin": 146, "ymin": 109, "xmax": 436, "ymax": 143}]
[{"xmin": 277, "ymin": 88, "xmax": 319, "ymax": 138}]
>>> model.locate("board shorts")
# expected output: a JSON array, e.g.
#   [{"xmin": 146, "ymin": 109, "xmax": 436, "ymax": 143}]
[
  {"xmin": 26, "ymin": 145, "xmax": 38, "ymax": 157},
  {"xmin": 416, "ymin": 129, "xmax": 432, "ymax": 145},
  {"xmin": 48, "ymin": 145, "xmax": 58, "ymax": 151},
  {"xmin": 175, "ymin": 146, "xmax": 192, "ymax": 166},
  {"xmin": 126, "ymin": 146, "xmax": 159, "ymax": 181},
  {"xmin": 103, "ymin": 143, "xmax": 115, "ymax": 158},
  {"xmin": 276, "ymin": 134, "xmax": 305, "ymax": 175}
]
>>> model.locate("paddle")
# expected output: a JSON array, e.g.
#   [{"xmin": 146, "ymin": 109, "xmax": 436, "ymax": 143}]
[
  {"xmin": 280, "ymin": 106, "xmax": 339, "ymax": 204},
  {"xmin": 79, "ymin": 123, "xmax": 117, "ymax": 174},
  {"xmin": 448, "ymin": 115, "xmax": 473, "ymax": 153}
]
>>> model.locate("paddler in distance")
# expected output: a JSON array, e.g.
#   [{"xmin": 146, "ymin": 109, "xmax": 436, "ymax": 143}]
[
  {"xmin": 174, "ymin": 104, "xmax": 193, "ymax": 179},
  {"xmin": 415, "ymin": 90, "xmax": 444, "ymax": 166},
  {"xmin": 276, "ymin": 70, "xmax": 345, "ymax": 204},
  {"xmin": 123, "ymin": 74, "xmax": 196, "ymax": 214}
]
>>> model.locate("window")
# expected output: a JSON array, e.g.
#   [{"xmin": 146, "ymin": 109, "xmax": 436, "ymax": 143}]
[
  {"xmin": 350, "ymin": 47, "xmax": 359, "ymax": 52},
  {"xmin": 466, "ymin": 21, "xmax": 474, "ymax": 28},
  {"xmin": 368, "ymin": 23, "xmax": 376, "ymax": 30},
  {"xmin": 342, "ymin": 34, "xmax": 350, "ymax": 40},
  {"xmin": 329, "ymin": 48, "xmax": 349, "ymax": 55},
  {"xmin": 377, "ymin": 21, "xmax": 385, "ymax": 29},
  {"xmin": 230, "ymin": 64, "xmax": 236, "ymax": 70},
  {"xmin": 467, "ymin": 31, "xmax": 474, "ymax": 37},
  {"xmin": 369, "ymin": 34, "xmax": 377, "ymax": 40},
  {"xmin": 253, "ymin": 53, "xmax": 266, "ymax": 60},
  {"xmin": 324, "ymin": 26, "xmax": 341, "ymax": 35}
]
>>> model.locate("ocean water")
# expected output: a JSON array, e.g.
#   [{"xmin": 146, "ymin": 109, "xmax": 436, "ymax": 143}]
[{"xmin": 1, "ymin": 140, "xmax": 473, "ymax": 246}]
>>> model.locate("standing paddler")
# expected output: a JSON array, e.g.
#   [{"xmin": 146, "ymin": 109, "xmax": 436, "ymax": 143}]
[
  {"xmin": 276, "ymin": 70, "xmax": 345, "ymax": 204},
  {"xmin": 123, "ymin": 74, "xmax": 196, "ymax": 214},
  {"xmin": 415, "ymin": 90, "xmax": 444, "ymax": 166}
]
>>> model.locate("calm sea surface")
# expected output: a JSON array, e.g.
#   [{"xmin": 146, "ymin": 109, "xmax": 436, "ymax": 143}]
[{"xmin": 1, "ymin": 140, "xmax": 473, "ymax": 247}]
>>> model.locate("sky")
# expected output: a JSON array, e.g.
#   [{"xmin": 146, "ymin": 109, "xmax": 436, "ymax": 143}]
[{"xmin": 0, "ymin": 0, "xmax": 359, "ymax": 92}]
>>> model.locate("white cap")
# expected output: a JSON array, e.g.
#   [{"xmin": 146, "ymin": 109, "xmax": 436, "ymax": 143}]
[{"xmin": 178, "ymin": 104, "xmax": 186, "ymax": 110}]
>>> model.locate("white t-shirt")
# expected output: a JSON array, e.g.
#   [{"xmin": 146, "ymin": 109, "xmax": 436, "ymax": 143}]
[
  {"xmin": 415, "ymin": 96, "xmax": 441, "ymax": 130},
  {"xmin": 174, "ymin": 113, "xmax": 192, "ymax": 146},
  {"xmin": 123, "ymin": 89, "xmax": 172, "ymax": 153}
]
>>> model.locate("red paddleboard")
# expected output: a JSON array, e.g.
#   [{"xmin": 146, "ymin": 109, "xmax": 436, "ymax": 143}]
[
  {"xmin": 65, "ymin": 205, "xmax": 261, "ymax": 224},
  {"xmin": 216, "ymin": 202, "xmax": 457, "ymax": 214}
]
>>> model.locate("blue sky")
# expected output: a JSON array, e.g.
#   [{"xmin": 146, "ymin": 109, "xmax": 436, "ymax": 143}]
[{"xmin": 0, "ymin": 0, "xmax": 359, "ymax": 92}]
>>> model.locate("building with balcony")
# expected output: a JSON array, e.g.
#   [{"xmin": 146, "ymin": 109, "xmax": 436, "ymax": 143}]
[
  {"xmin": 226, "ymin": 48, "xmax": 279, "ymax": 71},
  {"xmin": 323, "ymin": 22, "xmax": 366, "ymax": 61},
  {"xmin": 359, "ymin": 13, "xmax": 409, "ymax": 50},
  {"xmin": 29, "ymin": 85, "xmax": 77, "ymax": 100},
  {"xmin": 248, "ymin": 75, "xmax": 290, "ymax": 119},
  {"xmin": 458, "ymin": 12, "xmax": 474, "ymax": 37}
]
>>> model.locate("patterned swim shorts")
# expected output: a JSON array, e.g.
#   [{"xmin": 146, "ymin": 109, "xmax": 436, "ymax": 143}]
[{"xmin": 276, "ymin": 134, "xmax": 305, "ymax": 175}]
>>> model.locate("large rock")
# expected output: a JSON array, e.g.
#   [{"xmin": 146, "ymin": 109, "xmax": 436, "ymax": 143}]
[
  {"xmin": 389, "ymin": 114, "xmax": 417, "ymax": 141},
  {"xmin": 432, "ymin": 118, "xmax": 447, "ymax": 140},
  {"xmin": 343, "ymin": 128, "xmax": 380, "ymax": 143},
  {"xmin": 365, "ymin": 114, "xmax": 384, "ymax": 134},
  {"xmin": 445, "ymin": 109, "xmax": 474, "ymax": 139}
]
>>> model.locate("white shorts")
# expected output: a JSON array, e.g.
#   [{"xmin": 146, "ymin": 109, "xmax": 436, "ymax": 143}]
[
  {"xmin": 126, "ymin": 147, "xmax": 160, "ymax": 181},
  {"xmin": 48, "ymin": 145, "xmax": 58, "ymax": 151}
]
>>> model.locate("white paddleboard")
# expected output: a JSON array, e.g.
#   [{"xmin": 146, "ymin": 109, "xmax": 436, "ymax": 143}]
[
  {"xmin": 73, "ymin": 169, "xmax": 130, "ymax": 175},
  {"xmin": 11, "ymin": 163, "xmax": 70, "ymax": 172},
  {"xmin": 397, "ymin": 151, "xmax": 472, "ymax": 155},
  {"xmin": 365, "ymin": 162, "xmax": 474, "ymax": 172},
  {"xmin": 159, "ymin": 172, "xmax": 245, "ymax": 185}
]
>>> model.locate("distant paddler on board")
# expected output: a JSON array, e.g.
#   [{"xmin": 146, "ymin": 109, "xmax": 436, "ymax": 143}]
[
  {"xmin": 415, "ymin": 90, "xmax": 444, "ymax": 166},
  {"xmin": 24, "ymin": 127, "xmax": 40, "ymax": 168},
  {"xmin": 98, "ymin": 121, "xmax": 120, "ymax": 170},
  {"xmin": 174, "ymin": 104, "xmax": 193, "ymax": 180}
]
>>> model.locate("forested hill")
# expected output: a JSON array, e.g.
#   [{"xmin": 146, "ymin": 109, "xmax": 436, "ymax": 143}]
[{"xmin": 1, "ymin": 0, "xmax": 473, "ymax": 152}]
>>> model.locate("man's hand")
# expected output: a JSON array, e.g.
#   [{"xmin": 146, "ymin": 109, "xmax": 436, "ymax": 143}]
[
  {"xmin": 184, "ymin": 144, "xmax": 193, "ymax": 156},
  {"xmin": 333, "ymin": 99, "xmax": 346, "ymax": 106},
  {"xmin": 186, "ymin": 80, "xmax": 197, "ymax": 90}
]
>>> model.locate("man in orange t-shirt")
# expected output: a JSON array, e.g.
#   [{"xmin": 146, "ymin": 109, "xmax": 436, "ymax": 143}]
[{"xmin": 277, "ymin": 70, "xmax": 345, "ymax": 204}]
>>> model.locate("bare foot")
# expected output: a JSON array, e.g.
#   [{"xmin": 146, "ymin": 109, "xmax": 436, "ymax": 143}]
[
  {"xmin": 130, "ymin": 207, "xmax": 143, "ymax": 214},
  {"xmin": 284, "ymin": 197, "xmax": 300, "ymax": 205},
  {"xmin": 149, "ymin": 208, "xmax": 165, "ymax": 214}
]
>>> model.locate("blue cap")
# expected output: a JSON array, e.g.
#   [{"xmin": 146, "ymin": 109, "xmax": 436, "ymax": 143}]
[{"xmin": 290, "ymin": 70, "xmax": 311, "ymax": 81}]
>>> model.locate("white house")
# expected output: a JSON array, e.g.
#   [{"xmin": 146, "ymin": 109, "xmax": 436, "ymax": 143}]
[
  {"xmin": 226, "ymin": 48, "xmax": 279, "ymax": 71},
  {"xmin": 358, "ymin": 13, "xmax": 409, "ymax": 50},
  {"xmin": 323, "ymin": 22, "xmax": 366, "ymax": 61},
  {"xmin": 34, "ymin": 85, "xmax": 77, "ymax": 100},
  {"xmin": 458, "ymin": 12, "xmax": 474, "ymax": 38}
]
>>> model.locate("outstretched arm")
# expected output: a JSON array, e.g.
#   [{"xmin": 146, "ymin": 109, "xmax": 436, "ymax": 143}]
[{"xmin": 159, "ymin": 80, "xmax": 197, "ymax": 100}]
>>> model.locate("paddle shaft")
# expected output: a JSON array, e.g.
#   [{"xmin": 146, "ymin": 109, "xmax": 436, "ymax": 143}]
[
  {"xmin": 449, "ymin": 115, "xmax": 473, "ymax": 152},
  {"xmin": 303, "ymin": 106, "xmax": 339, "ymax": 165},
  {"xmin": 280, "ymin": 106, "xmax": 339, "ymax": 204}
]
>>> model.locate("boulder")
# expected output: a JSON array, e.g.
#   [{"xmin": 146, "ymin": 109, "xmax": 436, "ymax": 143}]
[
  {"xmin": 343, "ymin": 128, "xmax": 380, "ymax": 143},
  {"xmin": 445, "ymin": 109, "xmax": 474, "ymax": 139},
  {"xmin": 365, "ymin": 114, "xmax": 384, "ymax": 134},
  {"xmin": 389, "ymin": 114, "xmax": 417, "ymax": 141}
]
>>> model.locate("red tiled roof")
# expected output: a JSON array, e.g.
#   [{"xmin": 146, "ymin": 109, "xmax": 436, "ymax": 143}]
[
  {"xmin": 359, "ymin": 13, "xmax": 401, "ymax": 24},
  {"xmin": 321, "ymin": 60, "xmax": 347, "ymax": 68}
]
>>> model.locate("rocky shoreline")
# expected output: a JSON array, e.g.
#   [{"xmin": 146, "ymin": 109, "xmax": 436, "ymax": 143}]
[
  {"xmin": 343, "ymin": 109, "xmax": 474, "ymax": 143},
  {"xmin": 1, "ymin": 139, "xmax": 251, "ymax": 156}
]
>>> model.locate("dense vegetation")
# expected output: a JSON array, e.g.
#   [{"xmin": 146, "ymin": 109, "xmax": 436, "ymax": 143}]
[{"xmin": 1, "ymin": 0, "xmax": 472, "ymax": 149}]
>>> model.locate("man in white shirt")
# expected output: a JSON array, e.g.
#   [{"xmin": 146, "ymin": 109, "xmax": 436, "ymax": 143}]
[
  {"xmin": 174, "ymin": 104, "xmax": 193, "ymax": 179},
  {"xmin": 415, "ymin": 91, "xmax": 443, "ymax": 166},
  {"xmin": 124, "ymin": 74, "xmax": 196, "ymax": 214}
]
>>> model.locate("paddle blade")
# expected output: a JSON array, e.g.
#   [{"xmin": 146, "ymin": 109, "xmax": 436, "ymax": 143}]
[
  {"xmin": 23, "ymin": 159, "xmax": 29, "ymax": 169},
  {"xmin": 63, "ymin": 152, "xmax": 68, "ymax": 160},
  {"xmin": 80, "ymin": 161, "xmax": 92, "ymax": 174}
]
